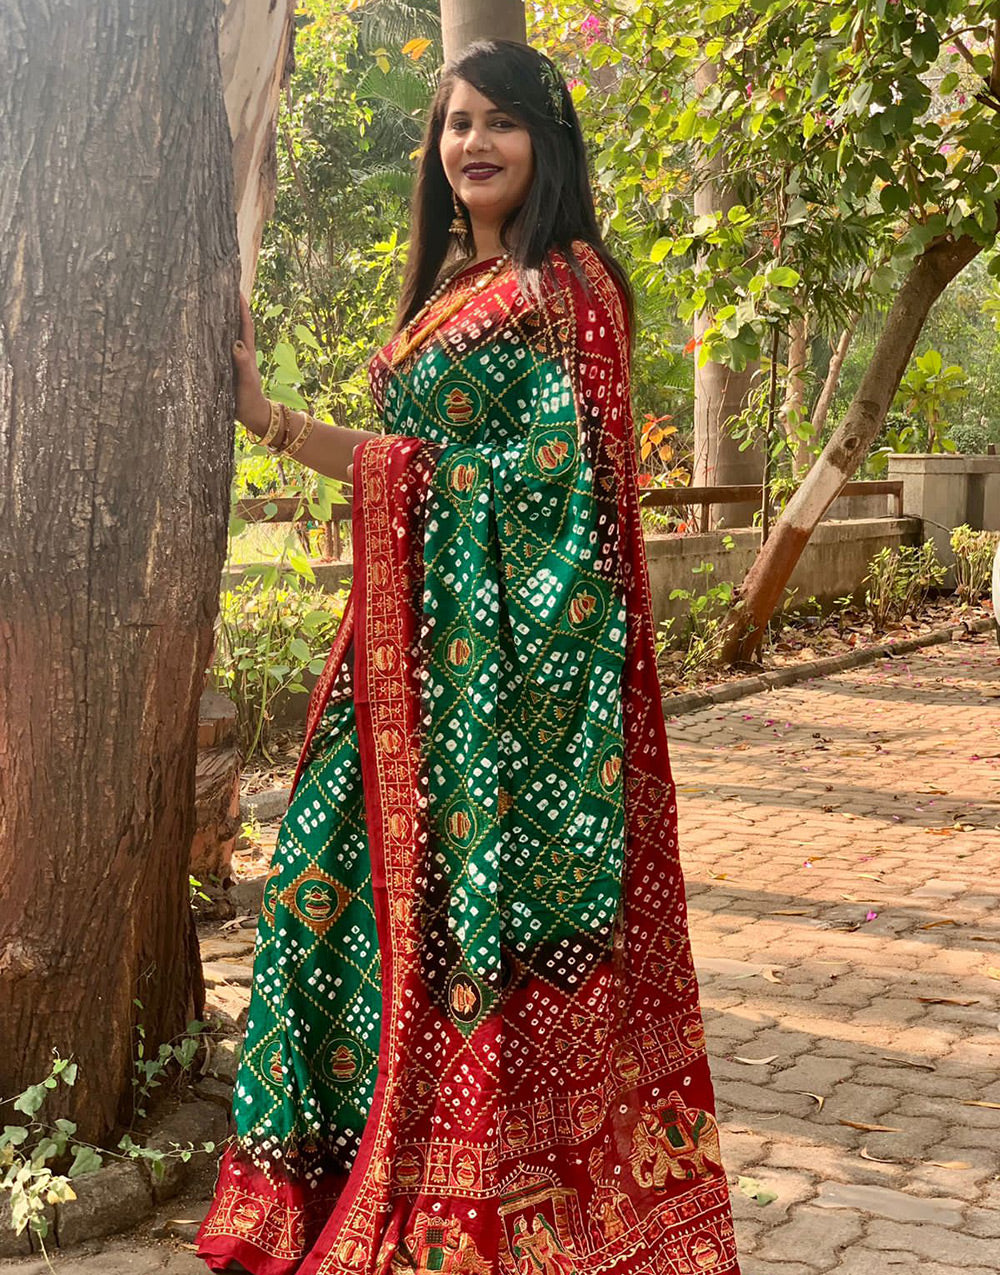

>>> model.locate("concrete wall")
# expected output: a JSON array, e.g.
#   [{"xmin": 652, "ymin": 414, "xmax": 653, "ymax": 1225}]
[
  {"xmin": 232, "ymin": 515, "xmax": 922, "ymax": 727},
  {"xmin": 646, "ymin": 517, "xmax": 922, "ymax": 626},
  {"xmin": 887, "ymin": 455, "xmax": 1000, "ymax": 581}
]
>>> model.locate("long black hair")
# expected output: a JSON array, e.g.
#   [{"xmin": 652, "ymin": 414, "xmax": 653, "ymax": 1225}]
[{"xmin": 395, "ymin": 40, "xmax": 633, "ymax": 333}]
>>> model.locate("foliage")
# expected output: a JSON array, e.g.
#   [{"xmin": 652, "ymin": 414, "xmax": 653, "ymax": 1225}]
[
  {"xmin": 214, "ymin": 569, "xmax": 348, "ymax": 760},
  {"xmin": 893, "ymin": 348, "xmax": 966, "ymax": 452},
  {"xmin": 658, "ymin": 558, "xmax": 736, "ymax": 675},
  {"xmin": 863, "ymin": 541, "xmax": 946, "ymax": 629},
  {"xmin": 2, "ymin": 1053, "xmax": 217, "ymax": 1244},
  {"xmin": 132, "ymin": 1012, "xmax": 206, "ymax": 1123},
  {"xmin": 950, "ymin": 524, "xmax": 1000, "ymax": 602}
]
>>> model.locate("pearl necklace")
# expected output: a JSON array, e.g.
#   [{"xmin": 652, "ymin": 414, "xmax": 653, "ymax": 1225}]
[{"xmin": 390, "ymin": 253, "xmax": 511, "ymax": 368}]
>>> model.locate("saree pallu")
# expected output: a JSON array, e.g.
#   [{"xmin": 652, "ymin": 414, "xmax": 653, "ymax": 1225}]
[{"xmin": 198, "ymin": 243, "xmax": 740, "ymax": 1275}]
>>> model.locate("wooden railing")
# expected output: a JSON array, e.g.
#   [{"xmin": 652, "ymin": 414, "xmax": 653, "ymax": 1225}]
[
  {"xmin": 638, "ymin": 480, "xmax": 904, "ymax": 532},
  {"xmin": 236, "ymin": 479, "xmax": 905, "ymax": 543}
]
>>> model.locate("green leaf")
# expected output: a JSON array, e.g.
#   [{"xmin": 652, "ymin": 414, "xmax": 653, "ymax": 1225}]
[
  {"xmin": 767, "ymin": 266, "xmax": 801, "ymax": 289},
  {"xmin": 13, "ymin": 1086, "xmax": 46, "ymax": 1117},
  {"xmin": 289, "ymin": 638, "xmax": 311, "ymax": 662},
  {"xmin": 68, "ymin": 1146, "xmax": 103, "ymax": 1178},
  {"xmin": 738, "ymin": 1175, "xmax": 779, "ymax": 1206},
  {"xmin": 650, "ymin": 237, "xmax": 673, "ymax": 264}
]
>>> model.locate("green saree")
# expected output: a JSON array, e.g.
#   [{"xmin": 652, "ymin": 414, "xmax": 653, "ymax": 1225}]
[{"xmin": 198, "ymin": 243, "xmax": 739, "ymax": 1275}]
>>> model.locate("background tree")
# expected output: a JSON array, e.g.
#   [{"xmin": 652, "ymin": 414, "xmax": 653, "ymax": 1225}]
[
  {"xmin": 0, "ymin": 1, "xmax": 238, "ymax": 1142},
  {"xmin": 440, "ymin": 0, "xmax": 526, "ymax": 60}
]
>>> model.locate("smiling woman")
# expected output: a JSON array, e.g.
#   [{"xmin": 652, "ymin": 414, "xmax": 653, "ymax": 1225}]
[{"xmin": 200, "ymin": 38, "xmax": 740, "ymax": 1275}]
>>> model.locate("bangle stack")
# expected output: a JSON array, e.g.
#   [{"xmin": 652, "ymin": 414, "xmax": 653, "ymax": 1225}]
[{"xmin": 249, "ymin": 400, "xmax": 315, "ymax": 461}]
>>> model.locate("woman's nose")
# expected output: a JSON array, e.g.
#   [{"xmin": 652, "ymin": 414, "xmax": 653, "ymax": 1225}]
[{"xmin": 463, "ymin": 126, "xmax": 491, "ymax": 153}]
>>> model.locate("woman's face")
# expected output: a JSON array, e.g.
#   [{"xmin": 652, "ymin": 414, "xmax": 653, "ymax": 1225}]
[{"xmin": 439, "ymin": 79, "xmax": 534, "ymax": 234}]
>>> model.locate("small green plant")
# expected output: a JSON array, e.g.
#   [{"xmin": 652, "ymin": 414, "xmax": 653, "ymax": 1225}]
[
  {"xmin": 132, "ymin": 1011, "xmax": 206, "ymax": 1123},
  {"xmin": 2, "ymin": 1055, "xmax": 220, "ymax": 1247},
  {"xmin": 950, "ymin": 525, "xmax": 999, "ymax": 604},
  {"xmin": 214, "ymin": 573, "xmax": 347, "ymax": 760},
  {"xmin": 658, "ymin": 561, "xmax": 736, "ymax": 678},
  {"xmin": 863, "ymin": 541, "xmax": 946, "ymax": 629}
]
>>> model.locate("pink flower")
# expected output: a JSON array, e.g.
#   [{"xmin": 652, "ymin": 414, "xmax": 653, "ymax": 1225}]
[{"xmin": 866, "ymin": 911, "xmax": 879, "ymax": 922}]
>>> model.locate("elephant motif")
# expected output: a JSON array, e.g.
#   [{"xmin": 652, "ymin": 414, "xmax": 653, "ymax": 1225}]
[{"xmin": 629, "ymin": 1092, "xmax": 723, "ymax": 1188}]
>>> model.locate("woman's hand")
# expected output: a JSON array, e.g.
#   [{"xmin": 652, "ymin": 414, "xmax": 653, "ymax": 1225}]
[{"xmin": 232, "ymin": 293, "xmax": 270, "ymax": 436}]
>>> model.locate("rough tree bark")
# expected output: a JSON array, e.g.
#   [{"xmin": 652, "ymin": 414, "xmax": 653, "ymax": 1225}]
[
  {"xmin": 810, "ymin": 315, "xmax": 859, "ymax": 438},
  {"xmin": 719, "ymin": 233, "xmax": 982, "ymax": 664},
  {"xmin": 0, "ymin": 2, "xmax": 239, "ymax": 1141},
  {"xmin": 221, "ymin": 0, "xmax": 298, "ymax": 293},
  {"xmin": 692, "ymin": 58, "xmax": 763, "ymax": 528},
  {"xmin": 780, "ymin": 312, "xmax": 811, "ymax": 478},
  {"xmin": 440, "ymin": 0, "xmax": 527, "ymax": 62}
]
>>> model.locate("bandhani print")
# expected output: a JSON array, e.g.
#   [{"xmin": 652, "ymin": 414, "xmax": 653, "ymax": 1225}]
[{"xmin": 197, "ymin": 243, "xmax": 740, "ymax": 1275}]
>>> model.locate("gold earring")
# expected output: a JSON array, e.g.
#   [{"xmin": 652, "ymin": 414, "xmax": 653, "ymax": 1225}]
[{"xmin": 450, "ymin": 190, "xmax": 466, "ymax": 237}]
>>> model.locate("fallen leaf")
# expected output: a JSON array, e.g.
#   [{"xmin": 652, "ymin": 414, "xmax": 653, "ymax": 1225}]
[
  {"xmin": 961, "ymin": 1100, "xmax": 1000, "ymax": 1110},
  {"xmin": 919, "ymin": 919, "xmax": 959, "ymax": 930},
  {"xmin": 839, "ymin": 1120, "xmax": 901, "ymax": 1132},
  {"xmin": 880, "ymin": 1056, "xmax": 936, "ymax": 1071},
  {"xmin": 927, "ymin": 1160, "xmax": 972, "ymax": 1170},
  {"xmin": 761, "ymin": 967, "xmax": 782, "ymax": 984},
  {"xmin": 917, "ymin": 996, "xmax": 979, "ymax": 1006},
  {"xmin": 986, "ymin": 968, "xmax": 1000, "ymax": 981},
  {"xmin": 859, "ymin": 1146, "xmax": 901, "ymax": 1163},
  {"xmin": 771, "ymin": 909, "xmax": 812, "ymax": 916},
  {"xmin": 923, "ymin": 828, "xmax": 954, "ymax": 836},
  {"xmin": 737, "ymin": 1176, "xmax": 778, "ymax": 1206},
  {"xmin": 735, "ymin": 1055, "xmax": 780, "ymax": 1066},
  {"xmin": 798, "ymin": 1091, "xmax": 826, "ymax": 1111}
]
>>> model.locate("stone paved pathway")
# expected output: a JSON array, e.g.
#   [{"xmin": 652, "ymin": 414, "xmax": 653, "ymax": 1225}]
[
  {"xmin": 4, "ymin": 636, "xmax": 997, "ymax": 1273},
  {"xmin": 676, "ymin": 636, "xmax": 1000, "ymax": 1274}
]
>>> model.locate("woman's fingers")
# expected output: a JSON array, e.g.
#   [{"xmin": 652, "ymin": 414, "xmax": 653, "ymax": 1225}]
[{"xmin": 238, "ymin": 292, "xmax": 255, "ymax": 349}]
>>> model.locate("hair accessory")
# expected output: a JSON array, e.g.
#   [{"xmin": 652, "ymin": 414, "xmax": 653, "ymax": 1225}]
[
  {"xmin": 539, "ymin": 56, "xmax": 566, "ymax": 126},
  {"xmin": 449, "ymin": 190, "xmax": 467, "ymax": 238}
]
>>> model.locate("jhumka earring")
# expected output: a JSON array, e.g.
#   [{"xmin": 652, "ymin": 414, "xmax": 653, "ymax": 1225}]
[{"xmin": 450, "ymin": 190, "xmax": 467, "ymax": 237}]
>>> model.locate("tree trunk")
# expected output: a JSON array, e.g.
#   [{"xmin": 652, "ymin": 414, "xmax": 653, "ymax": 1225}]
[
  {"xmin": 780, "ymin": 312, "xmax": 811, "ymax": 478},
  {"xmin": 221, "ymin": 0, "xmax": 297, "ymax": 294},
  {"xmin": 0, "ymin": 1, "xmax": 238, "ymax": 1142},
  {"xmin": 440, "ymin": 0, "xmax": 527, "ymax": 62},
  {"xmin": 719, "ymin": 233, "xmax": 981, "ymax": 665},
  {"xmin": 811, "ymin": 314, "xmax": 859, "ymax": 437},
  {"xmin": 692, "ymin": 58, "xmax": 763, "ymax": 527}
]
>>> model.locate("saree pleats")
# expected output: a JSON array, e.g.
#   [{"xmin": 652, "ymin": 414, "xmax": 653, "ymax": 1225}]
[{"xmin": 198, "ymin": 244, "xmax": 739, "ymax": 1275}]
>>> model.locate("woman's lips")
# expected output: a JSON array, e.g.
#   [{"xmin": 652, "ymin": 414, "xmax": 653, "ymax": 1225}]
[{"xmin": 462, "ymin": 164, "xmax": 502, "ymax": 181}]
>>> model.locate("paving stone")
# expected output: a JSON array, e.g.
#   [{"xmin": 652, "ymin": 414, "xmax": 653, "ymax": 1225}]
[
  {"xmin": 826, "ymin": 1252, "xmax": 922, "ymax": 1274},
  {"xmin": 755, "ymin": 1202, "xmax": 864, "ymax": 1265},
  {"xmin": 860, "ymin": 1220, "xmax": 1000, "ymax": 1266},
  {"xmin": 201, "ymin": 960, "xmax": 252, "ymax": 987},
  {"xmin": 813, "ymin": 1180, "xmax": 963, "ymax": 1226}
]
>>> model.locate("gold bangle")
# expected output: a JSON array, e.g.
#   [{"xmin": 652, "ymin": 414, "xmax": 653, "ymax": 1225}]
[
  {"xmin": 259, "ymin": 399, "xmax": 282, "ymax": 449},
  {"xmin": 267, "ymin": 402, "xmax": 291, "ymax": 454},
  {"xmin": 283, "ymin": 410, "xmax": 316, "ymax": 460}
]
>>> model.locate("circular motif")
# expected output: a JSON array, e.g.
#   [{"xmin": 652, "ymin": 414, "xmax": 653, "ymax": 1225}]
[
  {"xmin": 443, "ymin": 625, "xmax": 476, "ymax": 676},
  {"xmin": 436, "ymin": 380, "xmax": 483, "ymax": 428},
  {"xmin": 264, "ymin": 1042, "xmax": 284, "ymax": 1087},
  {"xmin": 442, "ymin": 800, "xmax": 477, "ymax": 848},
  {"xmin": 529, "ymin": 426, "xmax": 577, "ymax": 477},
  {"xmin": 448, "ymin": 972, "xmax": 483, "ymax": 1025},
  {"xmin": 598, "ymin": 748, "xmax": 623, "ymax": 792},
  {"xmin": 444, "ymin": 453, "xmax": 486, "ymax": 499},
  {"xmin": 294, "ymin": 877, "xmax": 339, "ymax": 924},
  {"xmin": 323, "ymin": 1035, "xmax": 362, "ymax": 1084},
  {"xmin": 261, "ymin": 869, "xmax": 281, "ymax": 924},
  {"xmin": 566, "ymin": 581, "xmax": 606, "ymax": 630}
]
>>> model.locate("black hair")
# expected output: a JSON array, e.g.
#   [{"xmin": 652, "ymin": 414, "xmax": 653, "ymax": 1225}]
[{"xmin": 394, "ymin": 39, "xmax": 633, "ymax": 333}]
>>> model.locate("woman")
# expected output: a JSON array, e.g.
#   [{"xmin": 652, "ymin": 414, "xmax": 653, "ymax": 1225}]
[{"xmin": 198, "ymin": 39, "xmax": 739, "ymax": 1275}]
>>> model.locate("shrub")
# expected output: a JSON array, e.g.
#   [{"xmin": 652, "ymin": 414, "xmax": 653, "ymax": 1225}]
[{"xmin": 950, "ymin": 525, "xmax": 999, "ymax": 604}]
